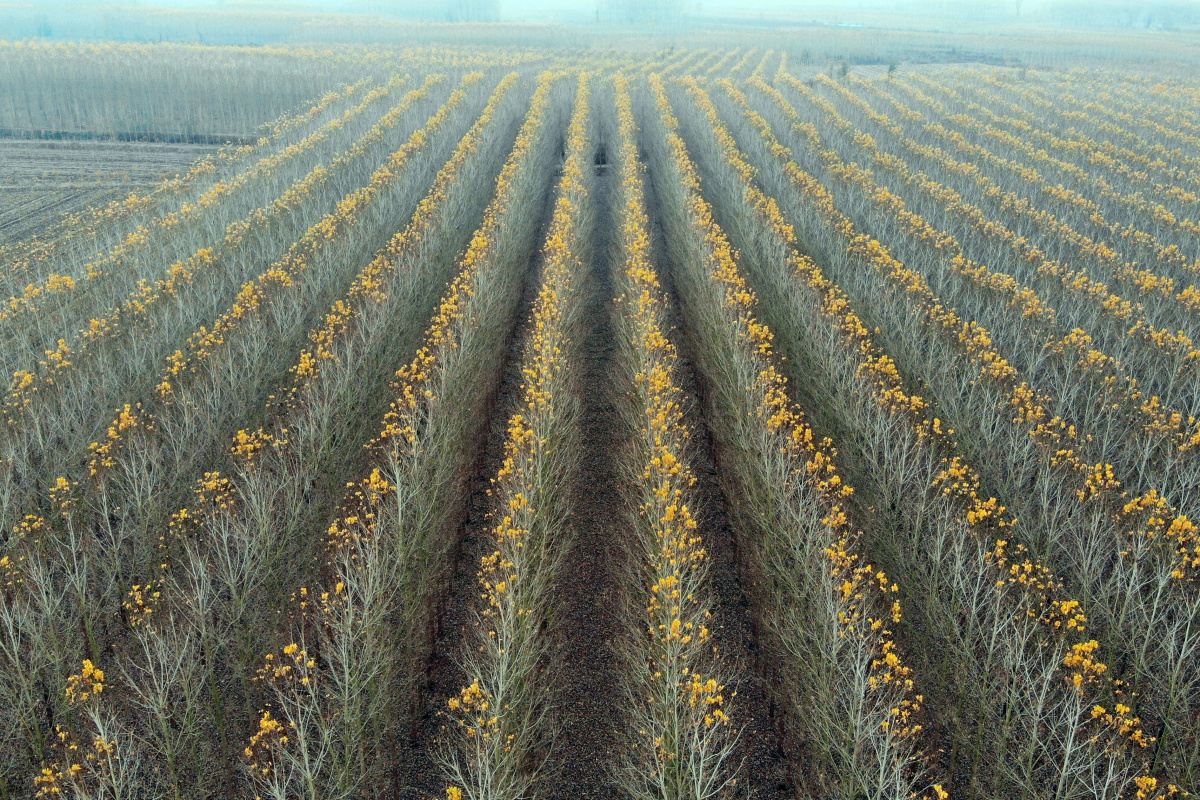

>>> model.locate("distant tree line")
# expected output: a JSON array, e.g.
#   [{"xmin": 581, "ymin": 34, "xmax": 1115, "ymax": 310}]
[
  {"xmin": 444, "ymin": 0, "xmax": 500, "ymax": 22},
  {"xmin": 597, "ymin": 0, "xmax": 683, "ymax": 26},
  {"xmin": 338, "ymin": 0, "xmax": 499, "ymax": 22},
  {"xmin": 846, "ymin": 0, "xmax": 1200, "ymax": 29},
  {"xmin": 1042, "ymin": 0, "xmax": 1200, "ymax": 29}
]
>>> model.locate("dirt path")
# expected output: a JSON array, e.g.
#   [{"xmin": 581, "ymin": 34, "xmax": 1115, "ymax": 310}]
[
  {"xmin": 402, "ymin": 96, "xmax": 794, "ymax": 799},
  {"xmin": 641, "ymin": 145, "xmax": 796, "ymax": 800},
  {"xmin": 397, "ymin": 150, "xmax": 564, "ymax": 800},
  {"xmin": 543, "ymin": 140, "xmax": 630, "ymax": 800}
]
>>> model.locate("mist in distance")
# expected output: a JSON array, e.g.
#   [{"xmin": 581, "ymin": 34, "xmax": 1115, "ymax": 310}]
[{"xmin": 5, "ymin": 0, "xmax": 1200, "ymax": 33}]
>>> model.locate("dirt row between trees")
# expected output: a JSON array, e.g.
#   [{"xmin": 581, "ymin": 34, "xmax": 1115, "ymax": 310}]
[
  {"xmin": 398, "ymin": 128, "xmax": 565, "ymax": 799},
  {"xmin": 0, "ymin": 138, "xmax": 218, "ymax": 242},
  {"xmin": 640, "ymin": 126, "xmax": 797, "ymax": 800},
  {"xmin": 333, "ymin": 87, "xmax": 801, "ymax": 797}
]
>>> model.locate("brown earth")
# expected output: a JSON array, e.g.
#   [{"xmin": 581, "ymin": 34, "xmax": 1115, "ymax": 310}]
[
  {"xmin": 642, "ymin": 144, "xmax": 798, "ymax": 800},
  {"xmin": 397, "ymin": 156, "xmax": 563, "ymax": 800},
  {"xmin": 397, "ymin": 103, "xmax": 797, "ymax": 799},
  {"xmin": 542, "ymin": 141, "xmax": 630, "ymax": 800},
  {"xmin": 0, "ymin": 138, "xmax": 216, "ymax": 243}
]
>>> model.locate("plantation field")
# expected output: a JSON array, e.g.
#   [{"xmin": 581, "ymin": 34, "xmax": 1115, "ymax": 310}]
[{"xmin": 1, "ymin": 40, "xmax": 1199, "ymax": 800}]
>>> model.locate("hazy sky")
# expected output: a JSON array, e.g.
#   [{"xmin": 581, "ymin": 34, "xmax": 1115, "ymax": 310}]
[{"xmin": 5, "ymin": 0, "xmax": 1198, "ymax": 32}]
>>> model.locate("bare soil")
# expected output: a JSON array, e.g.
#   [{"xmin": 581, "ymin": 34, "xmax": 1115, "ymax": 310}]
[
  {"xmin": 542, "ymin": 150, "xmax": 629, "ymax": 800},
  {"xmin": 397, "ymin": 158, "xmax": 563, "ymax": 799},
  {"xmin": 642, "ymin": 148, "xmax": 797, "ymax": 800},
  {"xmin": 398, "ymin": 104, "xmax": 796, "ymax": 800},
  {"xmin": 0, "ymin": 139, "xmax": 217, "ymax": 243}
]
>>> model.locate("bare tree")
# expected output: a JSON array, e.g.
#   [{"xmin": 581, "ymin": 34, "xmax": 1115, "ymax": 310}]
[
  {"xmin": 446, "ymin": 0, "xmax": 498, "ymax": 22},
  {"xmin": 600, "ymin": 0, "xmax": 681, "ymax": 26}
]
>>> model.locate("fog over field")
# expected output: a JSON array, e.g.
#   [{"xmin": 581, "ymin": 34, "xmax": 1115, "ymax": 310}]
[{"xmin": 6, "ymin": 0, "xmax": 1200, "ymax": 32}]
